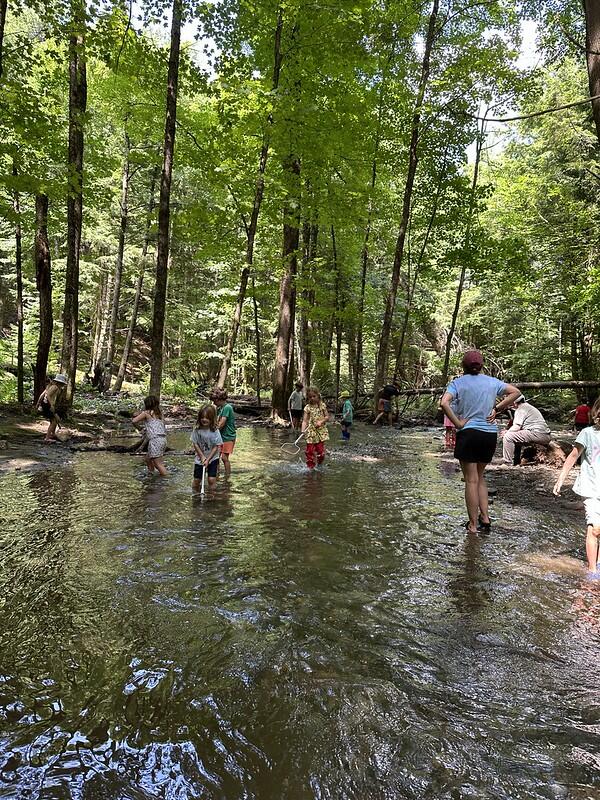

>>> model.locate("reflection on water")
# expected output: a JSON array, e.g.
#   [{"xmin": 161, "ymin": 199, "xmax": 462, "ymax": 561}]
[{"xmin": 0, "ymin": 425, "xmax": 599, "ymax": 798}]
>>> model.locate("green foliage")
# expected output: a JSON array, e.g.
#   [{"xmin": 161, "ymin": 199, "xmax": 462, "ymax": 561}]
[{"xmin": 0, "ymin": 0, "xmax": 597, "ymax": 409}]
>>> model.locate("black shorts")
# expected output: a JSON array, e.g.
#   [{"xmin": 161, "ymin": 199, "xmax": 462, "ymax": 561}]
[
  {"xmin": 290, "ymin": 409, "xmax": 303, "ymax": 420},
  {"xmin": 454, "ymin": 428, "xmax": 497, "ymax": 464},
  {"xmin": 194, "ymin": 460, "xmax": 219, "ymax": 479},
  {"xmin": 341, "ymin": 420, "xmax": 352, "ymax": 428},
  {"xmin": 39, "ymin": 399, "xmax": 54, "ymax": 420},
  {"xmin": 575, "ymin": 422, "xmax": 590, "ymax": 431}
]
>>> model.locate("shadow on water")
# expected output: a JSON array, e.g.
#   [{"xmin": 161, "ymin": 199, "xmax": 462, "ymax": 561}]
[{"xmin": 0, "ymin": 425, "xmax": 599, "ymax": 798}]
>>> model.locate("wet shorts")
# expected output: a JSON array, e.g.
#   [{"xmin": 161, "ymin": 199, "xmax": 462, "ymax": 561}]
[
  {"xmin": 454, "ymin": 428, "xmax": 497, "ymax": 464},
  {"xmin": 194, "ymin": 459, "xmax": 219, "ymax": 479},
  {"xmin": 378, "ymin": 399, "xmax": 391, "ymax": 413},
  {"xmin": 584, "ymin": 498, "xmax": 600, "ymax": 527},
  {"xmin": 220, "ymin": 440, "xmax": 235, "ymax": 455}
]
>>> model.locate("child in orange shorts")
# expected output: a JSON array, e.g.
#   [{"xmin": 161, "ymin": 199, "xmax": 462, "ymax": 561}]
[{"xmin": 210, "ymin": 387, "xmax": 236, "ymax": 476}]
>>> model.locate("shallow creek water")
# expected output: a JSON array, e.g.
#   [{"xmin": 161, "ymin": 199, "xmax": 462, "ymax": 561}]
[{"xmin": 0, "ymin": 424, "xmax": 599, "ymax": 799}]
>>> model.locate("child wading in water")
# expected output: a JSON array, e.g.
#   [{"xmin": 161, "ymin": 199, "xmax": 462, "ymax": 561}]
[
  {"xmin": 553, "ymin": 397, "xmax": 600, "ymax": 577},
  {"xmin": 339, "ymin": 391, "xmax": 353, "ymax": 441},
  {"xmin": 36, "ymin": 373, "xmax": 67, "ymax": 441},
  {"xmin": 191, "ymin": 405, "xmax": 223, "ymax": 491},
  {"xmin": 211, "ymin": 388, "xmax": 236, "ymax": 477},
  {"xmin": 302, "ymin": 387, "xmax": 329, "ymax": 469},
  {"xmin": 132, "ymin": 396, "xmax": 168, "ymax": 476}
]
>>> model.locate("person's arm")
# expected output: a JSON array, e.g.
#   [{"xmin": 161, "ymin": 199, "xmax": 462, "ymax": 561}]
[
  {"xmin": 487, "ymin": 383, "xmax": 520, "ymax": 424},
  {"xmin": 440, "ymin": 391, "xmax": 465, "ymax": 429},
  {"xmin": 132, "ymin": 410, "xmax": 148, "ymax": 425},
  {"xmin": 192, "ymin": 443, "xmax": 206, "ymax": 463},
  {"xmin": 510, "ymin": 406, "xmax": 524, "ymax": 431},
  {"xmin": 217, "ymin": 411, "xmax": 226, "ymax": 430},
  {"xmin": 35, "ymin": 388, "xmax": 47, "ymax": 409},
  {"xmin": 553, "ymin": 445, "xmax": 583, "ymax": 495}
]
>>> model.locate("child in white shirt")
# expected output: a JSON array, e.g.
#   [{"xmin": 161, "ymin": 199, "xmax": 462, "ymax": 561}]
[{"xmin": 553, "ymin": 398, "xmax": 600, "ymax": 576}]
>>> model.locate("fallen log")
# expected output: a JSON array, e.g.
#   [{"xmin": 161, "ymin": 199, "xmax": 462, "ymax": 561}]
[{"xmin": 382, "ymin": 380, "xmax": 600, "ymax": 397}]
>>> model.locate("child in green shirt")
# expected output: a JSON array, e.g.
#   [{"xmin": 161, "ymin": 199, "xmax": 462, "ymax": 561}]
[{"xmin": 210, "ymin": 387, "xmax": 236, "ymax": 476}]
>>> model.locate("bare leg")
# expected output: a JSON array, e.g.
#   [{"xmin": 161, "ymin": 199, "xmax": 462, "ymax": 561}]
[
  {"xmin": 221, "ymin": 452, "xmax": 231, "ymax": 477},
  {"xmin": 460, "ymin": 461, "xmax": 479, "ymax": 533},
  {"xmin": 208, "ymin": 476, "xmax": 217, "ymax": 488},
  {"xmin": 45, "ymin": 417, "xmax": 59, "ymax": 441},
  {"xmin": 154, "ymin": 457, "xmax": 168, "ymax": 476},
  {"xmin": 192, "ymin": 478, "xmax": 200, "ymax": 491},
  {"xmin": 477, "ymin": 462, "xmax": 490, "ymax": 524},
  {"xmin": 145, "ymin": 456, "xmax": 155, "ymax": 473},
  {"xmin": 586, "ymin": 525, "xmax": 600, "ymax": 571},
  {"xmin": 373, "ymin": 412, "xmax": 384, "ymax": 425}
]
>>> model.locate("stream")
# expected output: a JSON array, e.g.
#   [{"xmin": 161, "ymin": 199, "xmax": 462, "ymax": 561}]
[{"xmin": 0, "ymin": 424, "xmax": 599, "ymax": 799}]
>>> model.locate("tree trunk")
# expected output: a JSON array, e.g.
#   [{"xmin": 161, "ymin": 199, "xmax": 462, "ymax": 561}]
[
  {"xmin": 13, "ymin": 161, "xmax": 24, "ymax": 405},
  {"xmin": 271, "ymin": 156, "xmax": 301, "ymax": 420},
  {"xmin": 251, "ymin": 275, "xmax": 261, "ymax": 405},
  {"xmin": 104, "ymin": 136, "xmax": 131, "ymax": 391},
  {"xmin": 0, "ymin": 0, "xmax": 7, "ymax": 80},
  {"xmin": 114, "ymin": 165, "xmax": 158, "ymax": 392},
  {"xmin": 34, "ymin": 194, "xmax": 53, "ymax": 403},
  {"xmin": 150, "ymin": 0, "xmax": 182, "ymax": 397},
  {"xmin": 90, "ymin": 271, "xmax": 107, "ymax": 373},
  {"xmin": 441, "ymin": 119, "xmax": 484, "ymax": 384},
  {"xmin": 584, "ymin": 1, "xmax": 600, "ymax": 143},
  {"xmin": 61, "ymin": 0, "xmax": 87, "ymax": 405},
  {"xmin": 298, "ymin": 218, "xmax": 317, "ymax": 387},
  {"xmin": 332, "ymin": 226, "xmax": 342, "ymax": 412},
  {"xmin": 354, "ymin": 45, "xmax": 394, "ymax": 405},
  {"xmin": 393, "ymin": 148, "xmax": 448, "ymax": 380},
  {"xmin": 217, "ymin": 4, "xmax": 284, "ymax": 388},
  {"xmin": 94, "ymin": 272, "xmax": 113, "ymax": 376},
  {"xmin": 373, "ymin": 0, "xmax": 439, "ymax": 405}
]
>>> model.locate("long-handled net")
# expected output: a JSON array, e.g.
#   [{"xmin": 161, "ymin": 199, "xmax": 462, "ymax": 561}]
[{"xmin": 281, "ymin": 432, "xmax": 305, "ymax": 455}]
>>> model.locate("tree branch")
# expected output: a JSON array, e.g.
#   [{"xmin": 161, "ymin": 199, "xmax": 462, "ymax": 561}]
[{"xmin": 469, "ymin": 93, "xmax": 600, "ymax": 123}]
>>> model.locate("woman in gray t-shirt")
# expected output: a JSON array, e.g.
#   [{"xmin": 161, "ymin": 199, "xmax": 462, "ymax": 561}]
[{"xmin": 441, "ymin": 350, "xmax": 519, "ymax": 534}]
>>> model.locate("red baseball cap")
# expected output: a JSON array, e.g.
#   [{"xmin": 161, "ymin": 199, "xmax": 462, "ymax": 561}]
[{"xmin": 462, "ymin": 350, "xmax": 484, "ymax": 369}]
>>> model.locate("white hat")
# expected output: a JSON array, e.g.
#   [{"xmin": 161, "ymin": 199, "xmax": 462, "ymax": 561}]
[{"xmin": 54, "ymin": 374, "xmax": 68, "ymax": 385}]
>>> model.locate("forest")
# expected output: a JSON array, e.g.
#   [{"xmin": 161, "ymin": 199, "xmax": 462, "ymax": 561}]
[{"xmin": 1, "ymin": 0, "xmax": 600, "ymax": 419}]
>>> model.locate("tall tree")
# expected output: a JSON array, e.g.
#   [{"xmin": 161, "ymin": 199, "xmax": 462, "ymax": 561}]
[
  {"xmin": 34, "ymin": 194, "xmax": 53, "ymax": 402},
  {"xmin": 271, "ymin": 155, "xmax": 301, "ymax": 419},
  {"xmin": 441, "ymin": 119, "xmax": 485, "ymax": 384},
  {"xmin": 0, "ymin": 0, "xmax": 6, "ymax": 80},
  {"xmin": 61, "ymin": 0, "xmax": 87, "ymax": 404},
  {"xmin": 217, "ymin": 4, "xmax": 284, "ymax": 388},
  {"xmin": 373, "ymin": 0, "xmax": 439, "ymax": 403},
  {"xmin": 104, "ymin": 133, "xmax": 131, "ymax": 391},
  {"xmin": 149, "ymin": 0, "xmax": 182, "ymax": 397},
  {"xmin": 114, "ymin": 165, "xmax": 158, "ymax": 392},
  {"xmin": 12, "ymin": 160, "xmax": 23, "ymax": 404},
  {"xmin": 584, "ymin": 1, "xmax": 600, "ymax": 142}
]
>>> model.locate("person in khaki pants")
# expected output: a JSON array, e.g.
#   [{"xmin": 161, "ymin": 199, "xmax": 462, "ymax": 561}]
[{"xmin": 502, "ymin": 396, "xmax": 551, "ymax": 465}]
